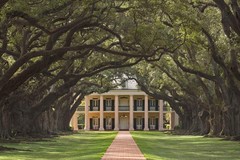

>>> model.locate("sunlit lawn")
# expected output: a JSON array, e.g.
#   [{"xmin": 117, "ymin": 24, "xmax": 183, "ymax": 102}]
[
  {"xmin": 0, "ymin": 131, "xmax": 117, "ymax": 160},
  {"xmin": 131, "ymin": 131, "xmax": 240, "ymax": 160}
]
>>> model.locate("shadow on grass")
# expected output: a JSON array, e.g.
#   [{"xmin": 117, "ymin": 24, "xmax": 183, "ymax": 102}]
[
  {"xmin": 131, "ymin": 131, "xmax": 240, "ymax": 160},
  {"xmin": 0, "ymin": 131, "xmax": 117, "ymax": 160}
]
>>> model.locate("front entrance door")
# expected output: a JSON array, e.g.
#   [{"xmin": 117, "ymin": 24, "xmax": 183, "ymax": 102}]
[
  {"xmin": 106, "ymin": 118, "xmax": 112, "ymax": 130},
  {"xmin": 120, "ymin": 117, "xmax": 129, "ymax": 130},
  {"xmin": 136, "ymin": 118, "xmax": 143, "ymax": 130},
  {"xmin": 93, "ymin": 118, "xmax": 99, "ymax": 130}
]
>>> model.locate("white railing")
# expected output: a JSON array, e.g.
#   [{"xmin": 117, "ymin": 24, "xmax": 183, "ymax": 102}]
[
  {"xmin": 119, "ymin": 106, "xmax": 129, "ymax": 111},
  {"xmin": 136, "ymin": 125, "xmax": 142, "ymax": 130},
  {"xmin": 93, "ymin": 125, "xmax": 99, "ymax": 130},
  {"xmin": 92, "ymin": 107, "xmax": 99, "ymax": 111},
  {"xmin": 106, "ymin": 125, "xmax": 112, "ymax": 130},
  {"xmin": 105, "ymin": 107, "xmax": 112, "ymax": 111},
  {"xmin": 150, "ymin": 125, "xmax": 156, "ymax": 130}
]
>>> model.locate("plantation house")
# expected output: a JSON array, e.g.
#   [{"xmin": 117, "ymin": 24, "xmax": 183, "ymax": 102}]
[{"xmin": 71, "ymin": 80, "xmax": 179, "ymax": 131}]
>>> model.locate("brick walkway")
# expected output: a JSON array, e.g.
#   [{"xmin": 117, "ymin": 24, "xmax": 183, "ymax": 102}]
[{"xmin": 101, "ymin": 131, "xmax": 146, "ymax": 160}]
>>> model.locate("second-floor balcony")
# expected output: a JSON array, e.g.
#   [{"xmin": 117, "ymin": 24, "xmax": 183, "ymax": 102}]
[
  {"xmin": 104, "ymin": 106, "xmax": 114, "ymax": 111},
  {"xmin": 88, "ymin": 105, "xmax": 162, "ymax": 112},
  {"xmin": 119, "ymin": 106, "xmax": 129, "ymax": 111},
  {"xmin": 134, "ymin": 106, "xmax": 144, "ymax": 111},
  {"xmin": 149, "ymin": 106, "xmax": 159, "ymax": 111},
  {"xmin": 90, "ymin": 106, "xmax": 99, "ymax": 111}
]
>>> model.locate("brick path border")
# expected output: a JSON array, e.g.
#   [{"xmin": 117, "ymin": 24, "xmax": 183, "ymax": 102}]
[{"xmin": 101, "ymin": 131, "xmax": 146, "ymax": 160}]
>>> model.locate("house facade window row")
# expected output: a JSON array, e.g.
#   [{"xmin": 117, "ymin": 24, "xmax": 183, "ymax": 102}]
[
  {"xmin": 71, "ymin": 91, "xmax": 179, "ymax": 131},
  {"xmin": 88, "ymin": 99, "xmax": 162, "ymax": 111}
]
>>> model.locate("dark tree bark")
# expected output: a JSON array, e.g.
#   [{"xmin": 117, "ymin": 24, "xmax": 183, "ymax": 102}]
[{"xmin": 0, "ymin": 0, "xmax": 8, "ymax": 9}]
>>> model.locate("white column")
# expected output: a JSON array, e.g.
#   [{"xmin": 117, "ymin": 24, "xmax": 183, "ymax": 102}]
[
  {"xmin": 114, "ymin": 95, "xmax": 119, "ymax": 130},
  {"xmin": 129, "ymin": 95, "xmax": 134, "ymax": 131},
  {"xmin": 175, "ymin": 112, "xmax": 179, "ymax": 126},
  {"xmin": 159, "ymin": 100, "xmax": 164, "ymax": 131},
  {"xmin": 99, "ymin": 95, "xmax": 104, "ymax": 130},
  {"xmin": 170, "ymin": 111, "xmax": 175, "ymax": 130},
  {"xmin": 84, "ymin": 96, "xmax": 89, "ymax": 130},
  {"xmin": 71, "ymin": 112, "xmax": 78, "ymax": 131},
  {"xmin": 144, "ymin": 95, "xmax": 149, "ymax": 130}
]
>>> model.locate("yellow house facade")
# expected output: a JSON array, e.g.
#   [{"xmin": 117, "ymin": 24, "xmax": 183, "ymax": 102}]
[{"xmin": 71, "ymin": 89, "xmax": 179, "ymax": 131}]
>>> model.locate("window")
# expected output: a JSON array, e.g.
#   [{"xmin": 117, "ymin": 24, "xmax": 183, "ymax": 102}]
[
  {"xmin": 106, "ymin": 118, "xmax": 112, "ymax": 125},
  {"xmin": 150, "ymin": 118, "xmax": 156, "ymax": 125},
  {"xmin": 92, "ymin": 99, "xmax": 99, "ymax": 107},
  {"xmin": 150, "ymin": 118, "xmax": 156, "ymax": 129},
  {"xmin": 149, "ymin": 99, "xmax": 156, "ymax": 107},
  {"xmin": 93, "ymin": 118, "xmax": 99, "ymax": 130},
  {"xmin": 136, "ymin": 117, "xmax": 143, "ymax": 130},
  {"xmin": 93, "ymin": 118, "xmax": 98, "ymax": 125},
  {"xmin": 136, "ymin": 99, "xmax": 143, "ymax": 107},
  {"xmin": 136, "ymin": 118, "xmax": 142, "ymax": 125},
  {"xmin": 105, "ymin": 99, "xmax": 112, "ymax": 107},
  {"xmin": 106, "ymin": 118, "xmax": 112, "ymax": 130}
]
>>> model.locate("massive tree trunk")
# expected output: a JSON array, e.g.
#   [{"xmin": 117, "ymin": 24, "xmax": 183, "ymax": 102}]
[
  {"xmin": 221, "ymin": 87, "xmax": 240, "ymax": 136},
  {"xmin": 56, "ymin": 91, "xmax": 85, "ymax": 131},
  {"xmin": 0, "ymin": 92, "xmax": 34, "ymax": 138},
  {"xmin": 199, "ymin": 110, "xmax": 210, "ymax": 135},
  {"xmin": 208, "ymin": 106, "xmax": 222, "ymax": 136},
  {"xmin": 0, "ymin": 0, "xmax": 9, "ymax": 9},
  {"xmin": 0, "ymin": 104, "xmax": 11, "ymax": 139}
]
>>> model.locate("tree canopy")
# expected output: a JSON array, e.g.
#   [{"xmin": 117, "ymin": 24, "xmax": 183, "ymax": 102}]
[{"xmin": 0, "ymin": 0, "xmax": 240, "ymax": 138}]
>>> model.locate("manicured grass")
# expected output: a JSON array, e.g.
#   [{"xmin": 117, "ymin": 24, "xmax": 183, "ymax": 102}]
[
  {"xmin": 0, "ymin": 131, "xmax": 117, "ymax": 160},
  {"xmin": 131, "ymin": 131, "xmax": 240, "ymax": 160}
]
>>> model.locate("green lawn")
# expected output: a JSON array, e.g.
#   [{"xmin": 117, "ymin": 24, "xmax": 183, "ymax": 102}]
[
  {"xmin": 131, "ymin": 131, "xmax": 240, "ymax": 160},
  {"xmin": 0, "ymin": 131, "xmax": 117, "ymax": 160}
]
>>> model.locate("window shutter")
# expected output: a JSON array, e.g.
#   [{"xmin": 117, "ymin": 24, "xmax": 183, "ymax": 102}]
[
  {"xmin": 104, "ymin": 118, "xmax": 106, "ymax": 129},
  {"xmin": 90, "ymin": 118, "xmax": 93, "ymax": 130},
  {"xmin": 98, "ymin": 100, "xmax": 100, "ymax": 111},
  {"xmin": 112, "ymin": 100, "xmax": 114, "ymax": 111},
  {"xmin": 142, "ymin": 118, "xmax": 145, "ymax": 129},
  {"xmin": 156, "ymin": 100, "xmax": 159, "ymax": 111},
  {"xmin": 112, "ymin": 118, "xmax": 115, "ymax": 130},
  {"xmin": 98, "ymin": 118, "xmax": 100, "ymax": 129},
  {"xmin": 148, "ymin": 100, "xmax": 150, "ymax": 110},
  {"xmin": 90, "ymin": 100, "xmax": 93, "ymax": 111},
  {"xmin": 134, "ymin": 100, "xmax": 137, "ymax": 111},
  {"xmin": 156, "ymin": 118, "xmax": 159, "ymax": 130},
  {"xmin": 103, "ymin": 100, "xmax": 106, "ymax": 111},
  {"xmin": 148, "ymin": 118, "xmax": 150, "ymax": 129},
  {"xmin": 134, "ymin": 118, "xmax": 136, "ymax": 130}
]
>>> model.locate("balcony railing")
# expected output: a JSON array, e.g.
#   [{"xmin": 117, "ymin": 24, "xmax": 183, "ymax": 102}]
[
  {"xmin": 93, "ymin": 125, "xmax": 99, "ymax": 130},
  {"xmin": 149, "ymin": 106, "xmax": 159, "ymax": 111},
  {"xmin": 119, "ymin": 106, "xmax": 129, "ymax": 111},
  {"xmin": 136, "ymin": 125, "xmax": 143, "ymax": 130},
  {"xmin": 77, "ymin": 106, "xmax": 85, "ymax": 111},
  {"xmin": 134, "ymin": 106, "xmax": 144, "ymax": 111},
  {"xmin": 163, "ymin": 107, "xmax": 168, "ymax": 111},
  {"xmin": 90, "ymin": 106, "xmax": 99, "ymax": 111},
  {"xmin": 106, "ymin": 125, "xmax": 112, "ymax": 130},
  {"xmin": 150, "ymin": 125, "xmax": 156, "ymax": 130},
  {"xmin": 104, "ymin": 106, "xmax": 114, "ymax": 111},
  {"xmin": 88, "ymin": 105, "xmax": 164, "ymax": 111}
]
